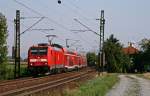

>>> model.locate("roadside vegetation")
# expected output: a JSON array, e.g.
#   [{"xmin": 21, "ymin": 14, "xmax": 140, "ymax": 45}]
[
  {"xmin": 0, "ymin": 12, "xmax": 29, "ymax": 80},
  {"xmin": 0, "ymin": 13, "xmax": 8, "ymax": 80},
  {"xmin": 103, "ymin": 34, "xmax": 132, "ymax": 73},
  {"xmin": 4, "ymin": 63, "xmax": 28, "ymax": 79},
  {"xmin": 65, "ymin": 74, "xmax": 119, "ymax": 96},
  {"xmin": 86, "ymin": 34, "xmax": 132, "ymax": 73},
  {"xmin": 86, "ymin": 35, "xmax": 150, "ymax": 73},
  {"xmin": 132, "ymin": 38, "xmax": 150, "ymax": 72}
]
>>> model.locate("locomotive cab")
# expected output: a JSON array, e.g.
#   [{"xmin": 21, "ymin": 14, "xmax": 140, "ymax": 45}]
[
  {"xmin": 28, "ymin": 45, "xmax": 49, "ymax": 74},
  {"xmin": 28, "ymin": 43, "xmax": 65, "ymax": 75},
  {"xmin": 29, "ymin": 47, "xmax": 48, "ymax": 66}
]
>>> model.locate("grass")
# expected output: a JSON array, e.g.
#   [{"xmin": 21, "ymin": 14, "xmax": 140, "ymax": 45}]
[
  {"xmin": 65, "ymin": 74, "xmax": 119, "ymax": 96},
  {"xmin": 1, "ymin": 63, "xmax": 28, "ymax": 80}
]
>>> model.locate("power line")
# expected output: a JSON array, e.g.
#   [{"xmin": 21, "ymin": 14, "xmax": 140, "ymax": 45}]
[
  {"xmin": 65, "ymin": 0, "xmax": 97, "ymax": 24},
  {"xmin": 8, "ymin": 19, "xmax": 52, "ymax": 36},
  {"xmin": 20, "ymin": 17, "xmax": 45, "ymax": 19},
  {"xmin": 20, "ymin": 17, "xmax": 45, "ymax": 36},
  {"xmin": 60, "ymin": 1, "xmax": 100, "ymax": 47},
  {"xmin": 30, "ymin": 29, "xmax": 54, "ymax": 31},
  {"xmin": 63, "ymin": 0, "xmax": 100, "ymax": 40},
  {"xmin": 13, "ymin": 0, "xmax": 69, "ymax": 31},
  {"xmin": 13, "ymin": 0, "xmax": 42, "ymax": 16},
  {"xmin": 13, "ymin": 0, "xmax": 97, "ymax": 50},
  {"xmin": 74, "ymin": 18, "xmax": 100, "ymax": 36}
]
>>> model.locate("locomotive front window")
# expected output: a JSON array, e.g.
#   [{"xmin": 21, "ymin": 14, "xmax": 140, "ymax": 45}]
[{"xmin": 30, "ymin": 47, "xmax": 47, "ymax": 55}]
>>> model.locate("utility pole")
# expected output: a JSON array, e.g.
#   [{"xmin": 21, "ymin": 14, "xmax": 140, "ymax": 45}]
[
  {"xmin": 96, "ymin": 10, "xmax": 105, "ymax": 74},
  {"xmin": 13, "ymin": 13, "xmax": 45, "ymax": 78},
  {"xmin": 100, "ymin": 10, "xmax": 105, "ymax": 73},
  {"xmin": 14, "ymin": 10, "xmax": 20, "ymax": 78}
]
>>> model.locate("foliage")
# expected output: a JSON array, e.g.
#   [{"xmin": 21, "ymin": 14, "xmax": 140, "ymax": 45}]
[
  {"xmin": 133, "ymin": 38, "xmax": 150, "ymax": 72},
  {"xmin": 2, "ymin": 63, "xmax": 28, "ymax": 80},
  {"xmin": 104, "ymin": 34, "xmax": 132, "ymax": 73},
  {"xmin": 139, "ymin": 38, "xmax": 150, "ymax": 52},
  {"xmin": 66, "ymin": 74, "xmax": 119, "ymax": 96},
  {"xmin": 86, "ymin": 52, "xmax": 97, "ymax": 66},
  {"xmin": 0, "ymin": 13, "xmax": 8, "ymax": 79}
]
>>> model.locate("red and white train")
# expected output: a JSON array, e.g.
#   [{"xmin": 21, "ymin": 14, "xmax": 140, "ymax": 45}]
[{"xmin": 28, "ymin": 43, "xmax": 87, "ymax": 74}]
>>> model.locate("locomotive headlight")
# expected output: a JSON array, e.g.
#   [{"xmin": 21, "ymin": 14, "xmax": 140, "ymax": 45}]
[
  {"xmin": 41, "ymin": 59, "xmax": 47, "ymax": 62},
  {"xmin": 45, "ymin": 63, "xmax": 48, "ymax": 65},
  {"xmin": 30, "ymin": 59, "xmax": 37, "ymax": 62}
]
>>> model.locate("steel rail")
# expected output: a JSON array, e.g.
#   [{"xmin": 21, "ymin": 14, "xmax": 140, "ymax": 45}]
[
  {"xmin": 0, "ymin": 70, "xmax": 81, "ymax": 86},
  {"xmin": 0, "ymin": 71, "xmax": 92, "ymax": 96},
  {"xmin": 0, "ymin": 71, "xmax": 82, "ymax": 94}
]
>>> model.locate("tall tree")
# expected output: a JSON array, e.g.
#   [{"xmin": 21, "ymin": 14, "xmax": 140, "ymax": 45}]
[
  {"xmin": 104, "ymin": 34, "xmax": 132, "ymax": 73},
  {"xmin": 0, "ymin": 13, "xmax": 8, "ymax": 79}
]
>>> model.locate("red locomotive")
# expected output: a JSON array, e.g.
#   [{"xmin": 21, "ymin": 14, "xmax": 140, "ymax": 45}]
[{"xmin": 28, "ymin": 43, "xmax": 87, "ymax": 74}]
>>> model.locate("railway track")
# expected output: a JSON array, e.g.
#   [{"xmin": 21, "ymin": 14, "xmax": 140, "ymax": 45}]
[
  {"xmin": 0, "ymin": 68, "xmax": 93, "ymax": 96},
  {"xmin": 0, "ymin": 77, "xmax": 32, "ymax": 84},
  {"xmin": 0, "ymin": 71, "xmax": 83, "ymax": 93}
]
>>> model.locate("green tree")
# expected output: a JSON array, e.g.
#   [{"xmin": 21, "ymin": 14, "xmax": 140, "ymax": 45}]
[
  {"xmin": 86, "ymin": 52, "xmax": 97, "ymax": 67},
  {"xmin": 104, "ymin": 34, "xmax": 132, "ymax": 73},
  {"xmin": 0, "ymin": 13, "xmax": 8, "ymax": 79},
  {"xmin": 139, "ymin": 38, "xmax": 150, "ymax": 51},
  {"xmin": 133, "ymin": 38, "xmax": 150, "ymax": 72}
]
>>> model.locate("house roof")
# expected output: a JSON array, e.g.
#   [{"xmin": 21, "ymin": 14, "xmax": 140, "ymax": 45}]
[{"xmin": 122, "ymin": 45, "xmax": 139, "ymax": 55}]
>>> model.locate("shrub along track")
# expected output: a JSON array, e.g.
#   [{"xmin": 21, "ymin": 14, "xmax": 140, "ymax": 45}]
[{"xmin": 0, "ymin": 68, "xmax": 94, "ymax": 96}]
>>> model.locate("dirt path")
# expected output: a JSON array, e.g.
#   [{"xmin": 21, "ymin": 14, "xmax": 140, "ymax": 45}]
[{"xmin": 106, "ymin": 74, "xmax": 150, "ymax": 96}]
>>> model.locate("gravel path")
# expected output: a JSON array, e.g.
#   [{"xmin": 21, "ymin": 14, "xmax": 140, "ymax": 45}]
[
  {"xmin": 130, "ymin": 75, "xmax": 150, "ymax": 96},
  {"xmin": 106, "ymin": 74, "xmax": 150, "ymax": 96}
]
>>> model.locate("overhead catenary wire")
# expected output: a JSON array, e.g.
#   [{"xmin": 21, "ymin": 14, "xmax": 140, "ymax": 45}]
[
  {"xmin": 12, "ymin": 0, "xmax": 97, "ymax": 50},
  {"xmin": 67, "ymin": 0, "xmax": 99, "ymax": 32},
  {"xmin": 64, "ymin": 1, "xmax": 100, "ymax": 34},
  {"xmin": 20, "ymin": 17, "xmax": 45, "ymax": 36},
  {"xmin": 65, "ymin": 0, "xmax": 97, "ymax": 25},
  {"xmin": 13, "ymin": 0, "xmax": 96, "ymax": 35},
  {"xmin": 62, "ymin": 1, "xmax": 100, "ymax": 47},
  {"xmin": 20, "ymin": 17, "xmax": 45, "ymax": 19},
  {"xmin": 13, "ymin": 0, "xmax": 41, "ymax": 16},
  {"xmin": 8, "ymin": 19, "xmax": 52, "ymax": 36},
  {"xmin": 58, "ymin": 1, "xmax": 100, "ymax": 47},
  {"xmin": 13, "ymin": 0, "xmax": 69, "ymax": 31},
  {"xmin": 13, "ymin": 0, "xmax": 77, "ymax": 48},
  {"xmin": 74, "ymin": 18, "xmax": 100, "ymax": 36}
]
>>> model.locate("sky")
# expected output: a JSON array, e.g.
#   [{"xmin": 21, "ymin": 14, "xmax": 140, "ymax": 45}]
[{"xmin": 0, "ymin": 0, "xmax": 150, "ymax": 58}]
